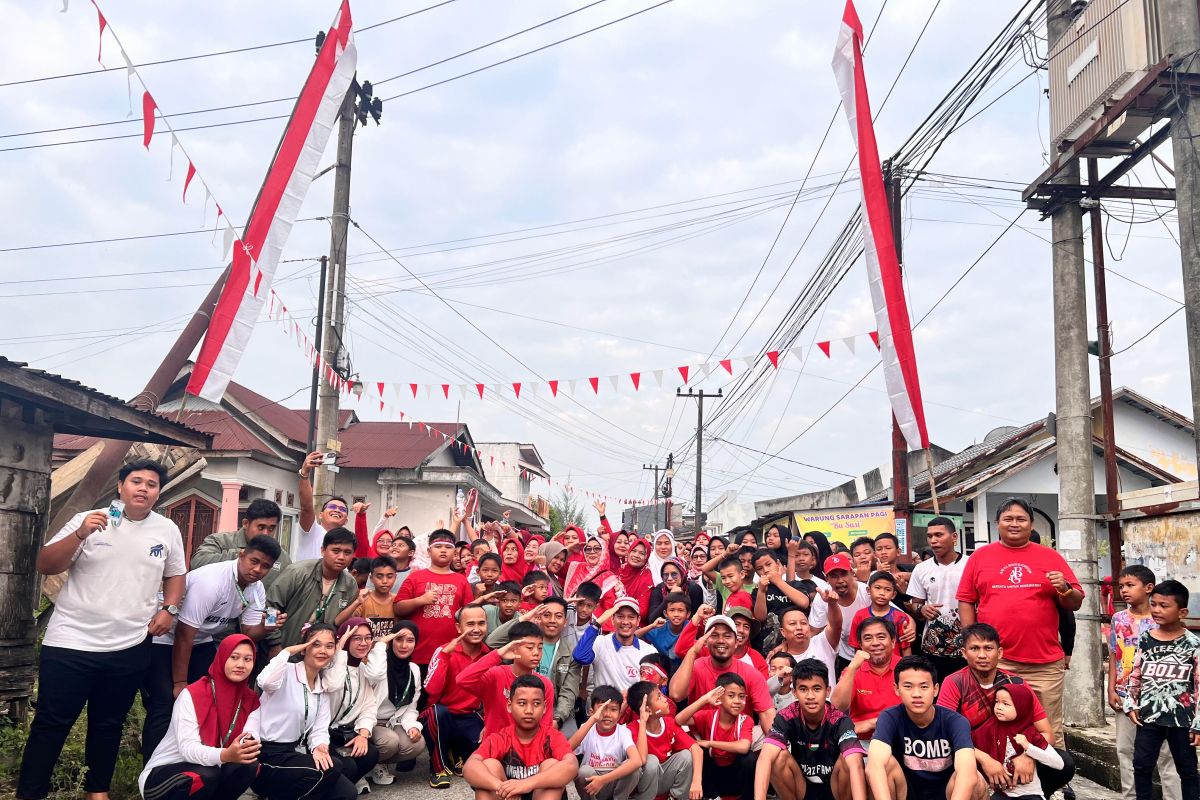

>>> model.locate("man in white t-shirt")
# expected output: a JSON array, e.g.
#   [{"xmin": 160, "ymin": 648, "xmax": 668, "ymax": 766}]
[
  {"xmin": 296, "ymin": 450, "xmax": 350, "ymax": 560},
  {"xmin": 17, "ymin": 459, "xmax": 185, "ymax": 800},
  {"xmin": 907, "ymin": 517, "xmax": 969, "ymax": 681},
  {"xmin": 140, "ymin": 534, "xmax": 284, "ymax": 761}
]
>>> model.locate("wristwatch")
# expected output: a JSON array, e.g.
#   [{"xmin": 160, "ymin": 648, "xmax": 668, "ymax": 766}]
[{"xmin": 160, "ymin": 604, "xmax": 180, "ymax": 616}]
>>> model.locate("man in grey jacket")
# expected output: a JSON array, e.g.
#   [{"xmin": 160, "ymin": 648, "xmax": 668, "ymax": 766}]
[
  {"xmin": 190, "ymin": 498, "xmax": 291, "ymax": 589},
  {"xmin": 265, "ymin": 527, "xmax": 358, "ymax": 652},
  {"xmin": 486, "ymin": 595, "xmax": 581, "ymax": 727}
]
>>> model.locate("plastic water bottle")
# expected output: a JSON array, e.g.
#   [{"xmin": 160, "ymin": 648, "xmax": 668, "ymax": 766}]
[
  {"xmin": 265, "ymin": 607, "xmax": 279, "ymax": 626},
  {"xmin": 107, "ymin": 499, "xmax": 125, "ymax": 528}
]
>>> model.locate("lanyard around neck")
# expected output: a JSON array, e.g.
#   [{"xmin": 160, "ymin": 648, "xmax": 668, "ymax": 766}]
[{"xmin": 209, "ymin": 677, "xmax": 243, "ymax": 747}]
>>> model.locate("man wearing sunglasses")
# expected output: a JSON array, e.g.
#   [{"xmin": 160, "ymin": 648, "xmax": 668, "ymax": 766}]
[{"xmin": 296, "ymin": 450, "xmax": 352, "ymax": 560}]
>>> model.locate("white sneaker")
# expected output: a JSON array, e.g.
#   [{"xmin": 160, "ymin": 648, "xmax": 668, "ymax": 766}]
[
  {"xmin": 370, "ymin": 765, "xmax": 395, "ymax": 785},
  {"xmin": 356, "ymin": 777, "xmax": 371, "ymax": 794}
]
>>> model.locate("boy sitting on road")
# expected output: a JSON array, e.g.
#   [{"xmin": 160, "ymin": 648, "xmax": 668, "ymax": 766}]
[{"xmin": 569, "ymin": 685, "xmax": 653, "ymax": 800}]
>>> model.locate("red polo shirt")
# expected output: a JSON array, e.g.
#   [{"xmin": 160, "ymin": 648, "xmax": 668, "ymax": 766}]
[{"xmin": 848, "ymin": 653, "xmax": 901, "ymax": 725}]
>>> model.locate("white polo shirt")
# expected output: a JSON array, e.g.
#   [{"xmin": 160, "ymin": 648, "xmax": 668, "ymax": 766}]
[
  {"xmin": 154, "ymin": 559, "xmax": 266, "ymax": 646},
  {"xmin": 44, "ymin": 509, "xmax": 186, "ymax": 652}
]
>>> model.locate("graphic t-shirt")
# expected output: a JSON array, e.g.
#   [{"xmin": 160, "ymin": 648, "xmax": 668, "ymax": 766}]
[
  {"xmin": 848, "ymin": 653, "xmax": 902, "ymax": 724},
  {"xmin": 907, "ymin": 555, "xmax": 967, "ymax": 657},
  {"xmin": 575, "ymin": 724, "xmax": 635, "ymax": 770},
  {"xmin": 848, "ymin": 607, "xmax": 910, "ymax": 649},
  {"xmin": 766, "ymin": 702, "xmax": 863, "ymax": 784},
  {"xmin": 872, "ymin": 706, "xmax": 973, "ymax": 792},
  {"xmin": 956, "ymin": 542, "xmax": 1081, "ymax": 664},
  {"xmin": 936, "ymin": 668, "xmax": 1045, "ymax": 731},
  {"xmin": 751, "ymin": 579, "xmax": 811, "ymax": 651},
  {"xmin": 1109, "ymin": 610, "xmax": 1156, "ymax": 699},
  {"xmin": 689, "ymin": 707, "xmax": 752, "ymax": 767},
  {"xmin": 394, "ymin": 568, "xmax": 474, "ymax": 664},
  {"xmin": 360, "ymin": 593, "xmax": 396, "ymax": 638},
  {"xmin": 1125, "ymin": 630, "xmax": 1200, "ymax": 730},
  {"xmin": 628, "ymin": 716, "xmax": 696, "ymax": 763},
  {"xmin": 476, "ymin": 725, "xmax": 573, "ymax": 779}
]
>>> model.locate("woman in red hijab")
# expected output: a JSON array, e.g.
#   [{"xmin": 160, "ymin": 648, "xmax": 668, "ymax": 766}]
[
  {"xmin": 499, "ymin": 535, "xmax": 528, "ymax": 582},
  {"xmin": 139, "ymin": 634, "xmax": 261, "ymax": 800},
  {"xmin": 619, "ymin": 538, "xmax": 654, "ymax": 618}
]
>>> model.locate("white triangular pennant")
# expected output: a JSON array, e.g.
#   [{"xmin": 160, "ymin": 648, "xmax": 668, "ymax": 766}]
[
  {"xmin": 526, "ymin": 382, "xmax": 539, "ymax": 397},
  {"xmin": 121, "ymin": 49, "xmax": 135, "ymax": 117},
  {"xmin": 843, "ymin": 336, "xmax": 856, "ymax": 355},
  {"xmin": 201, "ymin": 187, "xmax": 211, "ymax": 228},
  {"xmin": 425, "ymin": 385, "xmax": 433, "ymax": 399},
  {"xmin": 568, "ymin": 379, "xmax": 577, "ymax": 395},
  {"xmin": 167, "ymin": 134, "xmax": 179, "ymax": 181},
  {"xmin": 222, "ymin": 226, "xmax": 236, "ymax": 260},
  {"xmin": 608, "ymin": 375, "xmax": 619, "ymax": 391},
  {"xmin": 700, "ymin": 362, "xmax": 713, "ymax": 378},
  {"xmin": 460, "ymin": 385, "xmax": 470, "ymax": 399},
  {"xmin": 653, "ymin": 369, "xmax": 664, "ymax": 387},
  {"xmin": 742, "ymin": 356, "xmax": 755, "ymax": 369}
]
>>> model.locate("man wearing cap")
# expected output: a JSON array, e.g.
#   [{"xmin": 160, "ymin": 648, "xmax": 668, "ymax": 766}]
[
  {"xmin": 573, "ymin": 597, "xmax": 647, "ymax": 692},
  {"xmin": 808, "ymin": 554, "xmax": 914, "ymax": 678},
  {"xmin": 669, "ymin": 613, "xmax": 777, "ymax": 734}
]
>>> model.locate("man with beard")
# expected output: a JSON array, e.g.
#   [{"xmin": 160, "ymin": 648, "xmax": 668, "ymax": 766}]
[
  {"xmin": 296, "ymin": 450, "xmax": 352, "ymax": 560},
  {"xmin": 831, "ymin": 617, "xmax": 901, "ymax": 739},
  {"xmin": 669, "ymin": 614, "xmax": 776, "ymax": 734},
  {"xmin": 574, "ymin": 598, "xmax": 647, "ymax": 692},
  {"xmin": 488, "ymin": 596, "xmax": 582, "ymax": 728},
  {"xmin": 423, "ymin": 604, "xmax": 492, "ymax": 788},
  {"xmin": 776, "ymin": 602, "xmax": 841, "ymax": 687},
  {"xmin": 810, "ymin": 555, "xmax": 914, "ymax": 677}
]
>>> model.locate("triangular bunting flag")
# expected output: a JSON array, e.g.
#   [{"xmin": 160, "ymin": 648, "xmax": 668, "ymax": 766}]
[
  {"xmin": 476, "ymin": 384, "xmax": 485, "ymax": 399},
  {"xmin": 548, "ymin": 380, "xmax": 559, "ymax": 397},
  {"xmin": 842, "ymin": 336, "xmax": 856, "ymax": 355},
  {"xmin": 141, "ymin": 91, "xmax": 157, "ymax": 149},
  {"xmin": 630, "ymin": 372, "xmax": 641, "ymax": 390},
  {"xmin": 410, "ymin": 383, "xmax": 419, "ymax": 398},
  {"xmin": 376, "ymin": 382, "xmax": 385, "ymax": 397},
  {"xmin": 766, "ymin": 351, "xmax": 780, "ymax": 368},
  {"xmin": 183, "ymin": 161, "xmax": 196, "ymax": 202},
  {"xmin": 569, "ymin": 379, "xmax": 578, "ymax": 395},
  {"xmin": 378, "ymin": 399, "xmax": 385, "ymax": 412},
  {"xmin": 441, "ymin": 384, "xmax": 450, "ymax": 399},
  {"xmin": 608, "ymin": 375, "xmax": 619, "ymax": 391},
  {"xmin": 527, "ymin": 382, "xmax": 539, "ymax": 396},
  {"xmin": 817, "ymin": 341, "xmax": 831, "ymax": 358},
  {"xmin": 653, "ymin": 369, "xmax": 664, "ymax": 387},
  {"xmin": 460, "ymin": 385, "xmax": 470, "ymax": 399},
  {"xmin": 513, "ymin": 382, "xmax": 522, "ymax": 399},
  {"xmin": 790, "ymin": 346, "xmax": 804, "ymax": 361},
  {"xmin": 869, "ymin": 330, "xmax": 880, "ymax": 349},
  {"xmin": 90, "ymin": 0, "xmax": 107, "ymax": 63},
  {"xmin": 677, "ymin": 365, "xmax": 690, "ymax": 384},
  {"xmin": 589, "ymin": 377, "xmax": 599, "ymax": 394},
  {"xmin": 742, "ymin": 356, "xmax": 755, "ymax": 369},
  {"xmin": 424, "ymin": 385, "xmax": 433, "ymax": 399}
]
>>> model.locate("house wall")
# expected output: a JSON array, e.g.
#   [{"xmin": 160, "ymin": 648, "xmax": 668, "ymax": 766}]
[
  {"xmin": 1111, "ymin": 402, "xmax": 1197, "ymax": 480},
  {"xmin": 705, "ymin": 491, "xmax": 755, "ymax": 534}
]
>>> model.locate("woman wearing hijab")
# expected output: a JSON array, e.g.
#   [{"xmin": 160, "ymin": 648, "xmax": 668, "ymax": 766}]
[
  {"xmin": 647, "ymin": 530, "xmax": 677, "ymax": 586},
  {"xmin": 764, "ymin": 523, "xmax": 792, "ymax": 565},
  {"xmin": 538, "ymin": 541, "xmax": 568, "ymax": 596},
  {"xmin": 563, "ymin": 534, "xmax": 619, "ymax": 600},
  {"xmin": 619, "ymin": 538, "xmax": 655, "ymax": 619},
  {"xmin": 803, "ymin": 530, "xmax": 834, "ymax": 578},
  {"xmin": 139, "ymin": 634, "xmax": 260, "ymax": 800},
  {"xmin": 689, "ymin": 542, "xmax": 719, "ymax": 609},
  {"xmin": 369, "ymin": 622, "xmax": 425, "ymax": 785},
  {"xmin": 499, "ymin": 535, "xmax": 528, "ymax": 583},
  {"xmin": 646, "ymin": 556, "xmax": 705, "ymax": 623},
  {"xmin": 325, "ymin": 618, "xmax": 387, "ymax": 793}
]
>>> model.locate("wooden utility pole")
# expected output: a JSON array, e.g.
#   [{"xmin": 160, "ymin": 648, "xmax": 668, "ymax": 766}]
[{"xmin": 884, "ymin": 163, "xmax": 911, "ymax": 545}]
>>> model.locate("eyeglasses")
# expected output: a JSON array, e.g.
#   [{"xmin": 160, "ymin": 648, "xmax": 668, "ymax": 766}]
[
  {"xmin": 662, "ymin": 571, "xmax": 681, "ymax": 579},
  {"xmin": 348, "ymin": 636, "xmax": 372, "ymax": 644},
  {"xmin": 324, "ymin": 504, "xmax": 348, "ymax": 513},
  {"xmin": 583, "ymin": 546, "xmax": 602, "ymax": 553}
]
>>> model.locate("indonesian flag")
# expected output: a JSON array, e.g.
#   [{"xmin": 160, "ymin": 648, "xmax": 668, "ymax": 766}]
[
  {"xmin": 832, "ymin": 0, "xmax": 929, "ymax": 451},
  {"xmin": 186, "ymin": 1, "xmax": 357, "ymax": 401}
]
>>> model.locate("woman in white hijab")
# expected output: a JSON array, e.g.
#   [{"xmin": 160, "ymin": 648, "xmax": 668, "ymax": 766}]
[{"xmin": 647, "ymin": 529, "xmax": 677, "ymax": 586}]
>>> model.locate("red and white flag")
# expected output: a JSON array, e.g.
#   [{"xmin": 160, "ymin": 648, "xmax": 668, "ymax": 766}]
[
  {"xmin": 832, "ymin": 0, "xmax": 929, "ymax": 451},
  {"xmin": 187, "ymin": 1, "xmax": 357, "ymax": 401}
]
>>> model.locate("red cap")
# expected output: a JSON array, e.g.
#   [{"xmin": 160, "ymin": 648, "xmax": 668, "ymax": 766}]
[{"xmin": 823, "ymin": 553, "xmax": 853, "ymax": 574}]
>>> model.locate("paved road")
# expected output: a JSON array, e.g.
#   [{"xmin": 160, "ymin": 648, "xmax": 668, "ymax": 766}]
[{"xmin": 363, "ymin": 766, "xmax": 1121, "ymax": 800}]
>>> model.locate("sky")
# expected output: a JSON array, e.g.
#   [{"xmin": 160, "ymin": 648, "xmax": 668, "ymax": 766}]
[{"xmin": 2, "ymin": 0, "xmax": 1189, "ymax": 528}]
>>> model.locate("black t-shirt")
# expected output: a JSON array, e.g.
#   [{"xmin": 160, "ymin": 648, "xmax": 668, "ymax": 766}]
[
  {"xmin": 765, "ymin": 702, "xmax": 864, "ymax": 784},
  {"xmin": 872, "ymin": 706, "xmax": 973, "ymax": 795},
  {"xmin": 751, "ymin": 580, "xmax": 812, "ymax": 650}
]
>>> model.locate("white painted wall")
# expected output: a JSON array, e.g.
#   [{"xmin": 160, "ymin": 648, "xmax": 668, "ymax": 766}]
[{"xmin": 1112, "ymin": 401, "xmax": 1197, "ymax": 480}]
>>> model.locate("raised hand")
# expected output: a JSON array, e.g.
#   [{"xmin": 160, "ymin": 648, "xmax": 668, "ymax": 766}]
[
  {"xmin": 693, "ymin": 604, "xmax": 716, "ymax": 626},
  {"xmin": 639, "ymin": 695, "xmax": 652, "ymax": 722},
  {"xmin": 337, "ymin": 625, "xmax": 356, "ymax": 650},
  {"xmin": 352, "ymin": 501, "xmax": 370, "ymax": 515},
  {"xmin": 851, "ymin": 650, "xmax": 870, "ymax": 668},
  {"xmin": 706, "ymin": 686, "xmax": 725, "ymax": 705},
  {"xmin": 817, "ymin": 588, "xmax": 839, "ymax": 604},
  {"xmin": 301, "ymin": 451, "xmax": 323, "ymax": 478},
  {"xmin": 691, "ymin": 630, "xmax": 713, "ymax": 656},
  {"xmin": 590, "ymin": 699, "xmax": 615, "ymax": 720},
  {"xmin": 384, "ymin": 506, "xmax": 398, "ymax": 518},
  {"xmin": 593, "ymin": 500, "xmax": 606, "ymax": 516},
  {"xmin": 77, "ymin": 511, "xmax": 110, "ymax": 540},
  {"xmin": 441, "ymin": 633, "xmax": 466, "ymax": 655},
  {"xmin": 285, "ymin": 638, "xmax": 317, "ymax": 656},
  {"xmin": 521, "ymin": 604, "xmax": 547, "ymax": 624}
]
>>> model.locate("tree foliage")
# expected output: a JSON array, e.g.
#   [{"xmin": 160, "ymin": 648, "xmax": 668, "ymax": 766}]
[{"xmin": 548, "ymin": 485, "xmax": 586, "ymax": 535}]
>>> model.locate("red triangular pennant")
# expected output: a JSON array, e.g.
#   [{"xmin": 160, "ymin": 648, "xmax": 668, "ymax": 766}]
[
  {"xmin": 719, "ymin": 359, "xmax": 733, "ymax": 374},
  {"xmin": 630, "ymin": 372, "xmax": 641, "ymax": 391},
  {"xmin": 476, "ymin": 384, "xmax": 485, "ymax": 399},
  {"xmin": 817, "ymin": 341, "xmax": 831, "ymax": 358},
  {"xmin": 376, "ymin": 382, "xmax": 385, "ymax": 397},
  {"xmin": 678, "ymin": 365, "xmax": 690, "ymax": 383},
  {"xmin": 379, "ymin": 400, "xmax": 385, "ymax": 412},
  {"xmin": 410, "ymin": 383, "xmax": 419, "ymax": 398},
  {"xmin": 183, "ymin": 161, "xmax": 197, "ymax": 202},
  {"xmin": 869, "ymin": 330, "xmax": 880, "ymax": 349},
  {"xmin": 441, "ymin": 384, "xmax": 450, "ymax": 399},
  {"xmin": 589, "ymin": 377, "xmax": 599, "ymax": 394},
  {"xmin": 90, "ymin": 0, "xmax": 107, "ymax": 63},
  {"xmin": 513, "ymin": 382, "xmax": 522, "ymax": 399},
  {"xmin": 767, "ymin": 351, "xmax": 780, "ymax": 368},
  {"xmin": 142, "ymin": 91, "xmax": 157, "ymax": 149}
]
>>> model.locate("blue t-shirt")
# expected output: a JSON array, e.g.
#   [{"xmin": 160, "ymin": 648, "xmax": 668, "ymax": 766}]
[
  {"xmin": 872, "ymin": 706, "xmax": 972, "ymax": 793},
  {"xmin": 645, "ymin": 624, "xmax": 683, "ymax": 664}
]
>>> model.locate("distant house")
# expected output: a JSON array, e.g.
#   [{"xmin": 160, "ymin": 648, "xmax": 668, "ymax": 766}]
[{"xmin": 54, "ymin": 377, "xmax": 549, "ymax": 561}]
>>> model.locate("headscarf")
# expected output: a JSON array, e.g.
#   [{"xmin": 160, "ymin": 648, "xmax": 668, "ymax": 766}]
[
  {"xmin": 688, "ymin": 542, "xmax": 708, "ymax": 582},
  {"xmin": 386, "ymin": 621, "xmax": 421, "ymax": 709},
  {"xmin": 973, "ymin": 682, "xmax": 1048, "ymax": 764},
  {"xmin": 619, "ymin": 538, "xmax": 653, "ymax": 601},
  {"xmin": 539, "ymin": 541, "xmax": 568, "ymax": 594},
  {"xmin": 371, "ymin": 529, "xmax": 394, "ymax": 558},
  {"xmin": 766, "ymin": 523, "xmax": 791, "ymax": 565},
  {"xmin": 186, "ymin": 634, "xmax": 260, "ymax": 749},
  {"xmin": 648, "ymin": 530, "xmax": 677, "ymax": 586},
  {"xmin": 335, "ymin": 616, "xmax": 373, "ymax": 667},
  {"xmin": 606, "ymin": 529, "xmax": 631, "ymax": 574},
  {"xmin": 564, "ymin": 532, "xmax": 614, "ymax": 598},
  {"xmin": 803, "ymin": 531, "xmax": 834, "ymax": 578},
  {"xmin": 500, "ymin": 535, "xmax": 529, "ymax": 582}
]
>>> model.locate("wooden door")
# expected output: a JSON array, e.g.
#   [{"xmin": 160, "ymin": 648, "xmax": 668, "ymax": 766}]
[{"xmin": 167, "ymin": 495, "xmax": 218, "ymax": 566}]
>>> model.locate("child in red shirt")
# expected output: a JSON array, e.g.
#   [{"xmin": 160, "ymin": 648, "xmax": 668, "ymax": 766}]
[
  {"xmin": 394, "ymin": 529, "xmax": 475, "ymax": 665},
  {"xmin": 627, "ymin": 681, "xmax": 703, "ymax": 800},
  {"xmin": 676, "ymin": 673, "xmax": 755, "ymax": 800},
  {"xmin": 458, "ymin": 621, "xmax": 556, "ymax": 741},
  {"xmin": 847, "ymin": 571, "xmax": 911, "ymax": 655},
  {"xmin": 464, "ymin": 674, "xmax": 578, "ymax": 800},
  {"xmin": 717, "ymin": 556, "xmax": 754, "ymax": 611}
]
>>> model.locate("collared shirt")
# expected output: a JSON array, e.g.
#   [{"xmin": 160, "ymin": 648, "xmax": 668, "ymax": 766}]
[
  {"xmin": 573, "ymin": 624, "xmax": 644, "ymax": 691},
  {"xmin": 248, "ymin": 650, "xmax": 331, "ymax": 750}
]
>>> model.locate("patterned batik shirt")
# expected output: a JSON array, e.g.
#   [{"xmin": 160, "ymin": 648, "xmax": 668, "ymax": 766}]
[
  {"xmin": 1124, "ymin": 629, "xmax": 1200, "ymax": 731},
  {"xmin": 1108, "ymin": 610, "xmax": 1156, "ymax": 699}
]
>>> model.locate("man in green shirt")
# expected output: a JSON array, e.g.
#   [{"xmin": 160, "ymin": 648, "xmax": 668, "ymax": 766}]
[
  {"xmin": 191, "ymin": 499, "xmax": 291, "ymax": 589},
  {"xmin": 265, "ymin": 527, "xmax": 358, "ymax": 652}
]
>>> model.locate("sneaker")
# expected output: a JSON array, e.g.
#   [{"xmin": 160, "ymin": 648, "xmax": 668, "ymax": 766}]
[
  {"xmin": 356, "ymin": 777, "xmax": 371, "ymax": 794},
  {"xmin": 430, "ymin": 769, "xmax": 453, "ymax": 789},
  {"xmin": 1062, "ymin": 784, "xmax": 1076, "ymax": 800},
  {"xmin": 370, "ymin": 765, "xmax": 395, "ymax": 785},
  {"xmin": 452, "ymin": 755, "xmax": 465, "ymax": 777}
]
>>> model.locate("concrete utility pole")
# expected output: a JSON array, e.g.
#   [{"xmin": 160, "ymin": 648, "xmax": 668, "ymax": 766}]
[
  {"xmin": 677, "ymin": 388, "xmax": 721, "ymax": 534},
  {"xmin": 884, "ymin": 163, "xmax": 911, "ymax": 543},
  {"xmin": 641, "ymin": 463, "xmax": 662, "ymax": 530},
  {"xmin": 1047, "ymin": 0, "xmax": 1104, "ymax": 731},
  {"xmin": 1162, "ymin": 0, "xmax": 1200, "ymax": 468}
]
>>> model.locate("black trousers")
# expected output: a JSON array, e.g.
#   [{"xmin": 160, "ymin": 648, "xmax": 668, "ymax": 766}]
[
  {"xmin": 330, "ymin": 726, "xmax": 380, "ymax": 782},
  {"xmin": 254, "ymin": 741, "xmax": 359, "ymax": 800},
  {"xmin": 142, "ymin": 761, "xmax": 257, "ymax": 800},
  {"xmin": 141, "ymin": 640, "xmax": 218, "ymax": 761},
  {"xmin": 1134, "ymin": 724, "xmax": 1199, "ymax": 800},
  {"xmin": 1037, "ymin": 747, "xmax": 1076, "ymax": 798},
  {"xmin": 17, "ymin": 638, "xmax": 151, "ymax": 799},
  {"xmin": 420, "ymin": 704, "xmax": 484, "ymax": 774},
  {"xmin": 700, "ymin": 750, "xmax": 757, "ymax": 800}
]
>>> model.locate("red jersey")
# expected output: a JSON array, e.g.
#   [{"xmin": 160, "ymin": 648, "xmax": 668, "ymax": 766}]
[
  {"xmin": 936, "ymin": 667, "xmax": 1047, "ymax": 731},
  {"xmin": 688, "ymin": 657, "xmax": 773, "ymax": 717},
  {"xmin": 628, "ymin": 715, "xmax": 696, "ymax": 763},
  {"xmin": 847, "ymin": 607, "xmax": 911, "ymax": 649},
  {"xmin": 476, "ymin": 724, "xmax": 573, "ymax": 780},
  {"xmin": 424, "ymin": 641, "xmax": 492, "ymax": 714},
  {"xmin": 458, "ymin": 649, "xmax": 556, "ymax": 740},
  {"xmin": 395, "ymin": 568, "xmax": 475, "ymax": 664},
  {"xmin": 725, "ymin": 590, "xmax": 753, "ymax": 611},
  {"xmin": 689, "ymin": 707, "xmax": 752, "ymax": 767},
  {"xmin": 848, "ymin": 653, "xmax": 901, "ymax": 724},
  {"xmin": 956, "ymin": 541, "xmax": 1081, "ymax": 664}
]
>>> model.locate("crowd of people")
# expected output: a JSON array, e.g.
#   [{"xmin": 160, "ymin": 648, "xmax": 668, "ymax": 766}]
[{"xmin": 13, "ymin": 452, "xmax": 1198, "ymax": 800}]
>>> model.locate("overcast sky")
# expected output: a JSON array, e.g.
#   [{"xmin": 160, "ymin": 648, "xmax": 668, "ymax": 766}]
[{"xmin": 3, "ymin": 0, "xmax": 1188, "ymax": 526}]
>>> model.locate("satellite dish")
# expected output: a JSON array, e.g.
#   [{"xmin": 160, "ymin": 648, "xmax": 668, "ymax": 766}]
[{"xmin": 983, "ymin": 426, "xmax": 1018, "ymax": 444}]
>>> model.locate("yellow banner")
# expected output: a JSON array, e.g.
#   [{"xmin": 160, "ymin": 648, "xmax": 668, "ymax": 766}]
[{"xmin": 788, "ymin": 506, "xmax": 898, "ymax": 548}]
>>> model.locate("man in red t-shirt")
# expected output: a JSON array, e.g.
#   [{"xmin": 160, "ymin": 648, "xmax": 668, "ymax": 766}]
[
  {"xmin": 668, "ymin": 614, "xmax": 776, "ymax": 735},
  {"xmin": 395, "ymin": 529, "xmax": 475, "ymax": 666},
  {"xmin": 830, "ymin": 616, "xmax": 900, "ymax": 738},
  {"xmin": 464, "ymin": 674, "xmax": 578, "ymax": 800},
  {"xmin": 458, "ymin": 621, "xmax": 556, "ymax": 741},
  {"xmin": 957, "ymin": 498, "xmax": 1082, "ymax": 746},
  {"xmin": 423, "ymin": 603, "xmax": 492, "ymax": 788}
]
